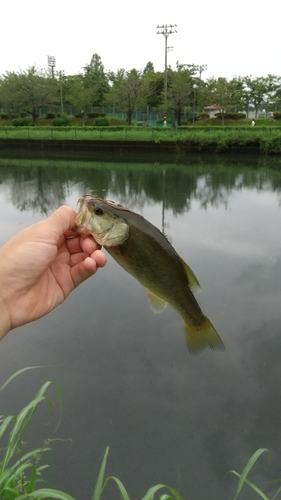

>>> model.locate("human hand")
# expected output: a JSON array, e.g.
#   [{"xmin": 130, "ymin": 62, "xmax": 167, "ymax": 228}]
[{"xmin": 0, "ymin": 205, "xmax": 107, "ymax": 339}]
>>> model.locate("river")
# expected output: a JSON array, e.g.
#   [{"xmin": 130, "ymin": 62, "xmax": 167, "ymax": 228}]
[{"xmin": 0, "ymin": 153, "xmax": 281, "ymax": 499}]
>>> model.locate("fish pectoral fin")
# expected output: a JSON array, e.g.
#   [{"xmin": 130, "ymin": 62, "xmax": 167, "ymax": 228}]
[
  {"xmin": 179, "ymin": 257, "xmax": 201, "ymax": 295},
  {"xmin": 146, "ymin": 290, "xmax": 167, "ymax": 314}
]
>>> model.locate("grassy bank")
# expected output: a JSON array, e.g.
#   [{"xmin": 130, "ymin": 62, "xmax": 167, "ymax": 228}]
[{"xmin": 0, "ymin": 126, "xmax": 281, "ymax": 154}]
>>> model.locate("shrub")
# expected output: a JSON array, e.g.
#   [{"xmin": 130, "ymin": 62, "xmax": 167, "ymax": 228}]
[
  {"xmin": 273, "ymin": 112, "xmax": 281, "ymax": 120},
  {"xmin": 11, "ymin": 118, "xmax": 31, "ymax": 127},
  {"xmin": 215, "ymin": 112, "xmax": 246, "ymax": 120},
  {"xmin": 87, "ymin": 112, "xmax": 99, "ymax": 118},
  {"xmin": 94, "ymin": 117, "xmax": 110, "ymax": 126},
  {"xmin": 198, "ymin": 112, "xmax": 210, "ymax": 120},
  {"xmin": 45, "ymin": 112, "xmax": 56, "ymax": 119},
  {"xmin": 19, "ymin": 111, "xmax": 27, "ymax": 118},
  {"xmin": 52, "ymin": 116, "xmax": 70, "ymax": 126},
  {"xmin": 0, "ymin": 113, "xmax": 9, "ymax": 120}
]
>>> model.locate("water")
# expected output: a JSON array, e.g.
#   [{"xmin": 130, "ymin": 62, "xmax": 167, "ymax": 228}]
[{"xmin": 1, "ymin": 154, "xmax": 281, "ymax": 499}]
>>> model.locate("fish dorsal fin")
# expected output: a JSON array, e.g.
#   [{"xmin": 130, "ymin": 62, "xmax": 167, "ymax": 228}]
[
  {"xmin": 179, "ymin": 257, "xmax": 201, "ymax": 295},
  {"xmin": 147, "ymin": 290, "xmax": 167, "ymax": 314}
]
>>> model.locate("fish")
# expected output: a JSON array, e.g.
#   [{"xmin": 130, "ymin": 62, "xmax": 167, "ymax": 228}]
[{"xmin": 74, "ymin": 194, "xmax": 225, "ymax": 353}]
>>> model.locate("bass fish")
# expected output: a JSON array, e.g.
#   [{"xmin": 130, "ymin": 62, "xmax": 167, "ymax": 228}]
[{"xmin": 74, "ymin": 194, "xmax": 224, "ymax": 353}]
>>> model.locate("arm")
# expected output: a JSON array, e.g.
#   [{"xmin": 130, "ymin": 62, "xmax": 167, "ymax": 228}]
[{"xmin": 0, "ymin": 205, "xmax": 107, "ymax": 339}]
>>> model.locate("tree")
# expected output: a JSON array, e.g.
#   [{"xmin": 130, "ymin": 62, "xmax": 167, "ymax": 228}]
[
  {"xmin": 167, "ymin": 65, "xmax": 196, "ymax": 125},
  {"xmin": 243, "ymin": 76, "xmax": 267, "ymax": 118},
  {"xmin": 0, "ymin": 67, "xmax": 57, "ymax": 125},
  {"xmin": 142, "ymin": 71, "xmax": 164, "ymax": 109},
  {"xmin": 64, "ymin": 75, "xmax": 97, "ymax": 123},
  {"xmin": 107, "ymin": 69, "xmax": 144, "ymax": 125},
  {"xmin": 83, "ymin": 53, "xmax": 109, "ymax": 107},
  {"xmin": 143, "ymin": 61, "xmax": 155, "ymax": 75},
  {"xmin": 206, "ymin": 77, "xmax": 244, "ymax": 124}
]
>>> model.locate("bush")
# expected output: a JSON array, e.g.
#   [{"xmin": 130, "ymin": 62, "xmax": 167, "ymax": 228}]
[
  {"xmin": 0, "ymin": 114, "xmax": 9, "ymax": 120},
  {"xmin": 215, "ymin": 112, "xmax": 246, "ymax": 120},
  {"xmin": 52, "ymin": 116, "xmax": 70, "ymax": 126},
  {"xmin": 11, "ymin": 118, "xmax": 31, "ymax": 127},
  {"xmin": 19, "ymin": 112, "xmax": 27, "ymax": 118},
  {"xmin": 94, "ymin": 117, "xmax": 110, "ymax": 126},
  {"xmin": 45, "ymin": 112, "xmax": 56, "ymax": 119},
  {"xmin": 87, "ymin": 112, "xmax": 99, "ymax": 118},
  {"xmin": 273, "ymin": 112, "xmax": 281, "ymax": 120},
  {"xmin": 198, "ymin": 112, "xmax": 210, "ymax": 120}
]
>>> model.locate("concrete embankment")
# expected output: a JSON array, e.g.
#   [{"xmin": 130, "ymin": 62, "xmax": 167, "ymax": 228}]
[{"xmin": 0, "ymin": 138, "xmax": 263, "ymax": 156}]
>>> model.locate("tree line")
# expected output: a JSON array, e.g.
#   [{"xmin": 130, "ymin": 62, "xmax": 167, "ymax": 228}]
[{"xmin": 0, "ymin": 54, "xmax": 281, "ymax": 126}]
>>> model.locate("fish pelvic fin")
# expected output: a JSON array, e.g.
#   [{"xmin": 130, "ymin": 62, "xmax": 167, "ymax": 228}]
[
  {"xmin": 147, "ymin": 290, "xmax": 167, "ymax": 314},
  {"xmin": 184, "ymin": 316, "xmax": 225, "ymax": 354}
]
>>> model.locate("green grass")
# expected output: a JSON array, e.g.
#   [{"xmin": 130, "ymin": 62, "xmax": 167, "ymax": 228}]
[
  {"xmin": 0, "ymin": 368, "xmax": 184, "ymax": 500},
  {"xmin": 0, "ymin": 368, "xmax": 279, "ymax": 499},
  {"xmin": 0, "ymin": 125, "xmax": 281, "ymax": 144}
]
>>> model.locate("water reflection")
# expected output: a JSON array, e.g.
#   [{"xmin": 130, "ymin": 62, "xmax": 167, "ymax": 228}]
[
  {"xmin": 1, "ymin": 155, "xmax": 281, "ymax": 500},
  {"xmin": 1, "ymin": 156, "xmax": 281, "ymax": 215}
]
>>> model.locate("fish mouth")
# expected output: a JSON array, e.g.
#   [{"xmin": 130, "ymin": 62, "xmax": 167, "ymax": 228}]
[{"xmin": 73, "ymin": 196, "xmax": 93, "ymax": 234}]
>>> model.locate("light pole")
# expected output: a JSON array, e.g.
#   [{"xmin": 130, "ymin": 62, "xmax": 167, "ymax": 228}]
[
  {"xmin": 47, "ymin": 55, "xmax": 56, "ymax": 78},
  {"xmin": 157, "ymin": 24, "xmax": 177, "ymax": 120},
  {"xmin": 196, "ymin": 64, "xmax": 207, "ymax": 80},
  {"xmin": 59, "ymin": 70, "xmax": 64, "ymax": 114},
  {"xmin": 192, "ymin": 84, "xmax": 197, "ymax": 124}
]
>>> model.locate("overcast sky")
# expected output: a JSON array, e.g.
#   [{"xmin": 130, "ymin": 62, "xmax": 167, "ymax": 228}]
[{"xmin": 1, "ymin": 0, "xmax": 279, "ymax": 80}]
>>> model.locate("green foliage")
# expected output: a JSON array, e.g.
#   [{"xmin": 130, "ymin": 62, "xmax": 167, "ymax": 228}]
[
  {"xmin": 11, "ymin": 118, "xmax": 31, "ymax": 127},
  {"xmin": 94, "ymin": 117, "xmax": 110, "ymax": 126},
  {"xmin": 106, "ymin": 68, "xmax": 144, "ymax": 125},
  {"xmin": 0, "ymin": 67, "xmax": 57, "ymax": 125},
  {"xmin": 83, "ymin": 53, "xmax": 109, "ymax": 107},
  {"xmin": 0, "ymin": 367, "xmax": 66, "ymax": 500},
  {"xmin": 87, "ymin": 112, "xmax": 99, "ymax": 118},
  {"xmin": 215, "ymin": 112, "xmax": 246, "ymax": 119},
  {"xmin": 229, "ymin": 448, "xmax": 271, "ymax": 499},
  {"xmin": 52, "ymin": 116, "xmax": 70, "ymax": 126},
  {"xmin": 109, "ymin": 117, "xmax": 127, "ymax": 126},
  {"xmin": 92, "ymin": 447, "xmax": 184, "ymax": 500},
  {"xmin": 274, "ymin": 112, "xmax": 281, "ymax": 119},
  {"xmin": 198, "ymin": 112, "xmax": 210, "ymax": 120},
  {"xmin": 45, "ymin": 112, "xmax": 56, "ymax": 119},
  {"xmin": 0, "ymin": 369, "xmax": 184, "ymax": 500},
  {"xmin": 0, "ymin": 113, "xmax": 9, "ymax": 119}
]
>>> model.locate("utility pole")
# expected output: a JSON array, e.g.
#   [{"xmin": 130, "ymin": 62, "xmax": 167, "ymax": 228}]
[{"xmin": 156, "ymin": 24, "xmax": 177, "ymax": 120}]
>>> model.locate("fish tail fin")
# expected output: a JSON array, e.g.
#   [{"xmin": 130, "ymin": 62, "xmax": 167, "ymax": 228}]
[{"xmin": 184, "ymin": 316, "xmax": 225, "ymax": 354}]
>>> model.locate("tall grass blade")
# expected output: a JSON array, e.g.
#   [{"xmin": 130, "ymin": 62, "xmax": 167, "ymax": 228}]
[
  {"xmin": 105, "ymin": 476, "xmax": 131, "ymax": 500},
  {"xmin": 142, "ymin": 484, "xmax": 176, "ymax": 500},
  {"xmin": 16, "ymin": 488, "xmax": 76, "ymax": 499},
  {"xmin": 92, "ymin": 447, "xmax": 109, "ymax": 500},
  {"xmin": 0, "ymin": 367, "xmax": 43, "ymax": 392},
  {"xmin": 230, "ymin": 448, "xmax": 270, "ymax": 500},
  {"xmin": 231, "ymin": 471, "xmax": 270, "ymax": 500}
]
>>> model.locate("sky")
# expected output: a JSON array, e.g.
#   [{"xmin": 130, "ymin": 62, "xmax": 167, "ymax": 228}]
[{"xmin": 1, "ymin": 0, "xmax": 279, "ymax": 80}]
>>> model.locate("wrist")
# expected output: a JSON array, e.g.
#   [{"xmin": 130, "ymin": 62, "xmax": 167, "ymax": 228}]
[{"xmin": 0, "ymin": 297, "xmax": 11, "ymax": 339}]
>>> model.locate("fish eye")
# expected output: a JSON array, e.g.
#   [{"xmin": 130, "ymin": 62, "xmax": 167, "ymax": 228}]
[{"xmin": 94, "ymin": 207, "xmax": 103, "ymax": 216}]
